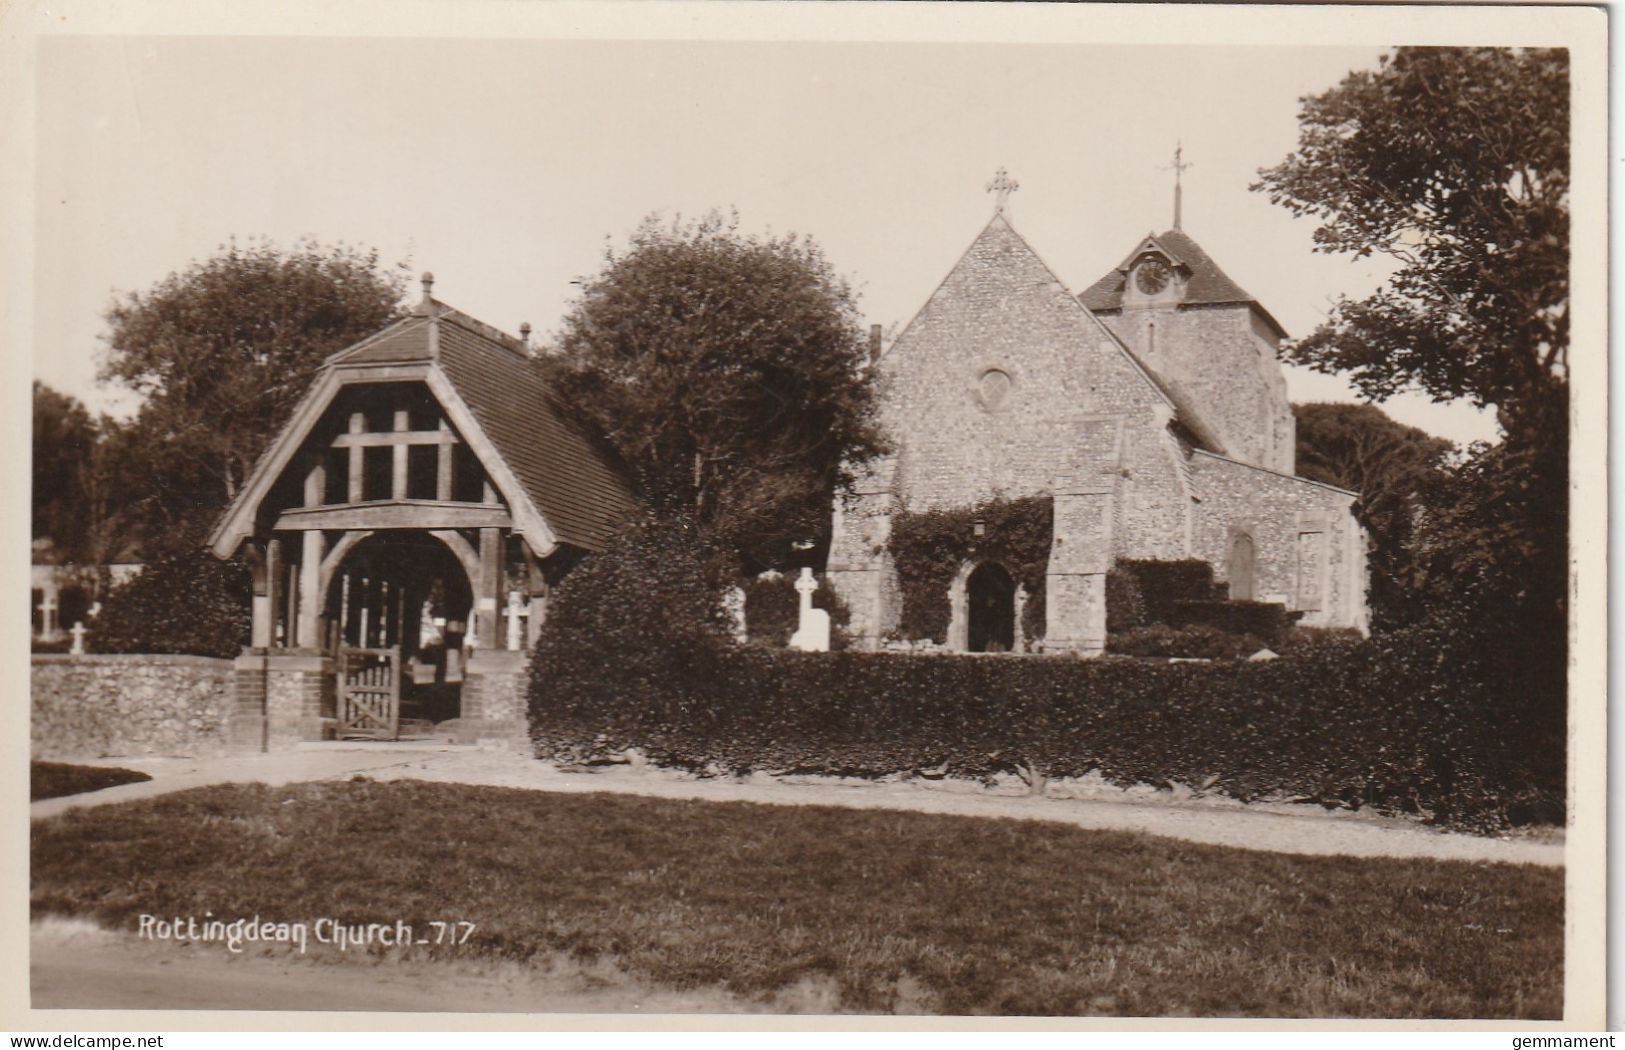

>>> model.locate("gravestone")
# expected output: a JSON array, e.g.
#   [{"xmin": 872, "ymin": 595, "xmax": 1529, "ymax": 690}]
[
  {"xmin": 722, "ymin": 585, "xmax": 748, "ymax": 644},
  {"xmin": 788, "ymin": 568, "xmax": 830, "ymax": 652},
  {"xmin": 69, "ymin": 621, "xmax": 87, "ymax": 655}
]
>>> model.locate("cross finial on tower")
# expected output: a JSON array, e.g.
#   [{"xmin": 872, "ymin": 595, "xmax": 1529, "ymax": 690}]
[
  {"xmin": 1162, "ymin": 143, "xmax": 1194, "ymax": 230},
  {"xmin": 985, "ymin": 167, "xmax": 1020, "ymax": 215}
]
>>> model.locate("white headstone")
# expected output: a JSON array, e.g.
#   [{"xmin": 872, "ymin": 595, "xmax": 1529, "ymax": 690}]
[
  {"xmin": 69, "ymin": 621, "xmax": 88, "ymax": 655},
  {"xmin": 788, "ymin": 568, "xmax": 830, "ymax": 652},
  {"xmin": 722, "ymin": 585, "xmax": 748, "ymax": 643}
]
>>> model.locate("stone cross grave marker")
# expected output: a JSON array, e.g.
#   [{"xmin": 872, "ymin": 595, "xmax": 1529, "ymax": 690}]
[
  {"xmin": 37, "ymin": 590, "xmax": 59, "ymax": 639},
  {"xmin": 788, "ymin": 567, "xmax": 830, "ymax": 652},
  {"xmin": 69, "ymin": 621, "xmax": 87, "ymax": 655}
]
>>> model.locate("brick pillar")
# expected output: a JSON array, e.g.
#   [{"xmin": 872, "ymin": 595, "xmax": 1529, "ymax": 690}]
[
  {"xmin": 264, "ymin": 652, "xmax": 332, "ymax": 749},
  {"xmin": 229, "ymin": 652, "xmax": 269, "ymax": 752},
  {"xmin": 455, "ymin": 649, "xmax": 529, "ymax": 749}
]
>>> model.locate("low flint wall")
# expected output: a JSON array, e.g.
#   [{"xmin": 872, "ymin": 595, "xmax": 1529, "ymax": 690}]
[{"xmin": 32, "ymin": 654, "xmax": 236, "ymax": 759}]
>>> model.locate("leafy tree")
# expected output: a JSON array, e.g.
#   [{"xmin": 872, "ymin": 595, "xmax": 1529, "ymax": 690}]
[
  {"xmin": 1292, "ymin": 401, "xmax": 1452, "ymax": 630},
  {"xmin": 1410, "ymin": 429, "xmax": 1567, "ymax": 670},
  {"xmin": 101, "ymin": 238, "xmax": 408, "ymax": 532},
  {"xmin": 1258, "ymin": 48, "xmax": 1569, "ymax": 727},
  {"xmin": 32, "ymin": 382, "xmax": 137, "ymax": 572},
  {"xmin": 548, "ymin": 212, "xmax": 886, "ymax": 573},
  {"xmin": 32, "ymin": 382, "xmax": 97, "ymax": 561},
  {"xmin": 1254, "ymin": 47, "xmax": 1568, "ymax": 433}
]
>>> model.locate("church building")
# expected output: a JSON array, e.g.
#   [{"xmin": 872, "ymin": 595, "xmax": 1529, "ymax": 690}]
[{"xmin": 826, "ymin": 182, "xmax": 1368, "ymax": 654}]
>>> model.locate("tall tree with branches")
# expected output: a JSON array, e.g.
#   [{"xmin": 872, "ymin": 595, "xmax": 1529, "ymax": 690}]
[
  {"xmin": 101, "ymin": 238, "xmax": 408, "ymax": 537},
  {"xmin": 1292, "ymin": 401, "xmax": 1452, "ymax": 631},
  {"xmin": 1254, "ymin": 47, "xmax": 1568, "ymax": 437},
  {"xmin": 549, "ymin": 211, "xmax": 886, "ymax": 573},
  {"xmin": 1257, "ymin": 47, "xmax": 1569, "ymax": 722}
]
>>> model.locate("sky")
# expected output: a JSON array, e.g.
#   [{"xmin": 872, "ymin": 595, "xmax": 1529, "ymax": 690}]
[{"xmin": 32, "ymin": 32, "xmax": 1501, "ymax": 444}]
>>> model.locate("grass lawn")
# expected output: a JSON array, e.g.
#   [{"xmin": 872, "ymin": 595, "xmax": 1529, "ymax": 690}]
[
  {"xmin": 30, "ymin": 780, "xmax": 1562, "ymax": 1018},
  {"xmin": 30, "ymin": 760, "xmax": 152, "ymax": 801}
]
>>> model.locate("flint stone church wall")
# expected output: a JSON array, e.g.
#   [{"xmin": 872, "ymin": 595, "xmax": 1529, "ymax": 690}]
[{"xmin": 32, "ymin": 654, "xmax": 235, "ymax": 759}]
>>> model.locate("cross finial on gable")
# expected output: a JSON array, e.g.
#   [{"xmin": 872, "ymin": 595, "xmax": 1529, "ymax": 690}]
[
  {"xmin": 1162, "ymin": 143, "xmax": 1194, "ymax": 230},
  {"xmin": 985, "ymin": 167, "xmax": 1020, "ymax": 215}
]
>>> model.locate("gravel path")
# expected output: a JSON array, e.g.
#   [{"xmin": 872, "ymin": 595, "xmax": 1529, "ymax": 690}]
[{"xmin": 32, "ymin": 744, "xmax": 1563, "ymax": 867}]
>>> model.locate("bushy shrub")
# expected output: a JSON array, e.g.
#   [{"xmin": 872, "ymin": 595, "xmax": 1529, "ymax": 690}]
[
  {"xmin": 94, "ymin": 546, "xmax": 251, "ymax": 658},
  {"xmin": 530, "ymin": 607, "xmax": 1563, "ymax": 831},
  {"xmin": 1107, "ymin": 624, "xmax": 1267, "ymax": 660},
  {"xmin": 1105, "ymin": 567, "xmax": 1148, "ymax": 634},
  {"xmin": 1168, "ymin": 600, "xmax": 1299, "ymax": 647},
  {"xmin": 742, "ymin": 573, "xmax": 851, "ymax": 649},
  {"xmin": 528, "ymin": 518, "xmax": 733, "ymax": 762},
  {"xmin": 1116, "ymin": 560, "xmax": 1220, "ymax": 624}
]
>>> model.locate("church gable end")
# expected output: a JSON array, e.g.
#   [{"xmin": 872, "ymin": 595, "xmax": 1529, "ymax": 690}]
[{"xmin": 877, "ymin": 215, "xmax": 1181, "ymax": 512}]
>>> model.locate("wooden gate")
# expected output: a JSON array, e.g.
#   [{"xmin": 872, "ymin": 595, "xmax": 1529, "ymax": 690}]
[{"xmin": 337, "ymin": 646, "xmax": 401, "ymax": 740}]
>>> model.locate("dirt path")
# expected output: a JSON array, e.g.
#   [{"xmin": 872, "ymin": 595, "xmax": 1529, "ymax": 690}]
[
  {"xmin": 33, "ymin": 744, "xmax": 1564, "ymax": 867},
  {"xmin": 30, "ymin": 918, "xmax": 807, "ymax": 1014}
]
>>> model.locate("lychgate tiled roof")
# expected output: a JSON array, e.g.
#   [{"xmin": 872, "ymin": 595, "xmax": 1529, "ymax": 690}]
[
  {"xmin": 432, "ymin": 315, "xmax": 639, "ymax": 552},
  {"xmin": 1078, "ymin": 227, "xmax": 1287, "ymax": 339},
  {"xmin": 210, "ymin": 294, "xmax": 638, "ymax": 558},
  {"xmin": 331, "ymin": 316, "xmax": 437, "ymax": 365}
]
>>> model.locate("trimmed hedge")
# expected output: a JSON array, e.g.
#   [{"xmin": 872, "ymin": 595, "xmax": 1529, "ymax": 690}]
[
  {"xmin": 1168, "ymin": 600, "xmax": 1298, "ymax": 647},
  {"xmin": 530, "ymin": 528, "xmax": 1564, "ymax": 832},
  {"xmin": 1104, "ymin": 567, "xmax": 1148, "ymax": 634},
  {"xmin": 533, "ymin": 637, "xmax": 1563, "ymax": 833},
  {"xmin": 1107, "ymin": 624, "xmax": 1268, "ymax": 660},
  {"xmin": 1117, "ymin": 559, "xmax": 1220, "ymax": 624}
]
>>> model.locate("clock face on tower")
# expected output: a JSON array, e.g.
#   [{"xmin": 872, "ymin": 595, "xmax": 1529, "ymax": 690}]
[{"xmin": 1135, "ymin": 258, "xmax": 1172, "ymax": 295}]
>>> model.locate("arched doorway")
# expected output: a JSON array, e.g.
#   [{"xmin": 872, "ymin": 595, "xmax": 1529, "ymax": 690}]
[
  {"xmin": 324, "ymin": 532, "xmax": 475, "ymax": 736},
  {"xmin": 966, "ymin": 561, "xmax": 1016, "ymax": 653}
]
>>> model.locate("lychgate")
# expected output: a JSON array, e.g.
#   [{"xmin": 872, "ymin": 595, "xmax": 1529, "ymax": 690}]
[{"xmin": 209, "ymin": 274, "xmax": 638, "ymax": 749}]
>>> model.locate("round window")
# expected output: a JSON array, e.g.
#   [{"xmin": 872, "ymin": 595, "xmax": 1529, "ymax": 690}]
[{"xmin": 978, "ymin": 368, "xmax": 1012, "ymax": 409}]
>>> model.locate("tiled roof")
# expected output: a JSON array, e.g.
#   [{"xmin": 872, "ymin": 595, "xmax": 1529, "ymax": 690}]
[
  {"xmin": 1078, "ymin": 228, "xmax": 1287, "ymax": 339},
  {"xmin": 212, "ymin": 298, "xmax": 638, "ymax": 558},
  {"xmin": 331, "ymin": 316, "xmax": 435, "ymax": 365},
  {"xmin": 432, "ymin": 315, "xmax": 639, "ymax": 552}
]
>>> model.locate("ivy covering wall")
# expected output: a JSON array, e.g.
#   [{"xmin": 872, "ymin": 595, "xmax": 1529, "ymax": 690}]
[{"xmin": 888, "ymin": 496, "xmax": 1053, "ymax": 645}]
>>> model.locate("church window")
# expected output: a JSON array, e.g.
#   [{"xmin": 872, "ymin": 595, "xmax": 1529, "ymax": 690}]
[{"xmin": 977, "ymin": 368, "xmax": 1012, "ymax": 410}]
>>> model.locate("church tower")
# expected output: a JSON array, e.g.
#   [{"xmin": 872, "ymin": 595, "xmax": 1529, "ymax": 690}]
[{"xmin": 1079, "ymin": 228, "xmax": 1296, "ymax": 474}]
